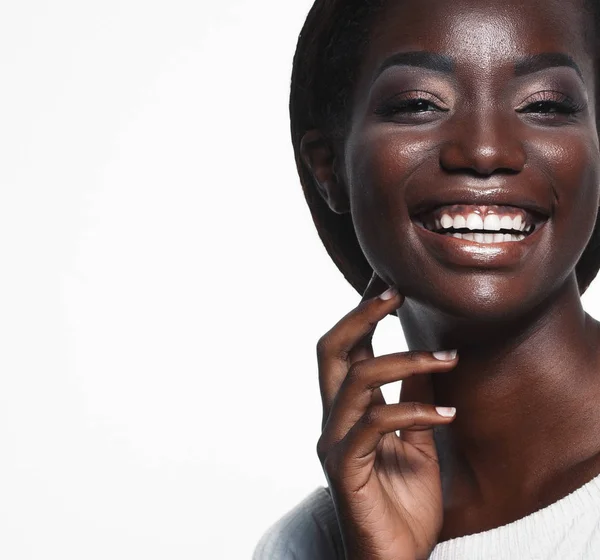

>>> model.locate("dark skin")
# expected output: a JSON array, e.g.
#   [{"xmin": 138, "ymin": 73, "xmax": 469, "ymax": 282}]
[{"xmin": 302, "ymin": 0, "xmax": 600, "ymax": 557}]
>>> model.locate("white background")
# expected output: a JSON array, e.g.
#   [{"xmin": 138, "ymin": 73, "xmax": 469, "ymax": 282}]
[{"xmin": 2, "ymin": 1, "xmax": 600, "ymax": 558}]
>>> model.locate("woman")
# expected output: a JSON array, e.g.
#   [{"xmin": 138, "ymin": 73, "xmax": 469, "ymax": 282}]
[{"xmin": 255, "ymin": 0, "xmax": 600, "ymax": 558}]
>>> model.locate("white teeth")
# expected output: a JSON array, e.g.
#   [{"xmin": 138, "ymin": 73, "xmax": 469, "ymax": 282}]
[
  {"xmin": 483, "ymin": 214, "xmax": 501, "ymax": 231},
  {"xmin": 500, "ymin": 216, "xmax": 513, "ymax": 230},
  {"xmin": 441, "ymin": 214, "xmax": 453, "ymax": 228},
  {"xmin": 426, "ymin": 210, "xmax": 535, "ymax": 236},
  {"xmin": 443, "ymin": 231, "xmax": 526, "ymax": 243},
  {"xmin": 466, "ymin": 213, "xmax": 484, "ymax": 230},
  {"xmin": 513, "ymin": 215, "xmax": 523, "ymax": 231},
  {"xmin": 453, "ymin": 215, "xmax": 467, "ymax": 229}
]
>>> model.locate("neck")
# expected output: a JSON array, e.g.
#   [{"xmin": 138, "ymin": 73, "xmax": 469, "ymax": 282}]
[{"xmin": 398, "ymin": 275, "xmax": 600, "ymax": 506}]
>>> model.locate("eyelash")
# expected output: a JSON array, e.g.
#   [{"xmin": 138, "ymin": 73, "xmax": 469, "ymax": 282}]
[{"xmin": 375, "ymin": 90, "xmax": 584, "ymax": 120}]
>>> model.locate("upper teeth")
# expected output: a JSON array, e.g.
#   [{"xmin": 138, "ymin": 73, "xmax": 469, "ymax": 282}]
[{"xmin": 437, "ymin": 213, "xmax": 529, "ymax": 233}]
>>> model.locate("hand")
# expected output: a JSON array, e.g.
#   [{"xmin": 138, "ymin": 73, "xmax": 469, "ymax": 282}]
[{"xmin": 316, "ymin": 273, "xmax": 458, "ymax": 560}]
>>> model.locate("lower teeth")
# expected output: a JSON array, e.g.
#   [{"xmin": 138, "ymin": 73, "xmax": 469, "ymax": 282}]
[{"xmin": 444, "ymin": 232, "xmax": 525, "ymax": 242}]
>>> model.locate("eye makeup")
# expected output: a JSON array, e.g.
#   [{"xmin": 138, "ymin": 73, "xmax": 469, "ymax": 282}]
[{"xmin": 368, "ymin": 66, "xmax": 589, "ymax": 125}]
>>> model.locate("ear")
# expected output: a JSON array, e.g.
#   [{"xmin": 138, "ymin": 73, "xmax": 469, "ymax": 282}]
[{"xmin": 299, "ymin": 129, "xmax": 350, "ymax": 214}]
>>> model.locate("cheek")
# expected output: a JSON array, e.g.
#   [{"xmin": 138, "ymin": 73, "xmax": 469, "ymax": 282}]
[
  {"xmin": 345, "ymin": 125, "xmax": 435, "ymax": 206},
  {"xmin": 344, "ymin": 125, "xmax": 437, "ymax": 277},
  {"xmin": 534, "ymin": 130, "xmax": 600, "ymax": 262},
  {"xmin": 343, "ymin": 120, "xmax": 600, "ymax": 299}
]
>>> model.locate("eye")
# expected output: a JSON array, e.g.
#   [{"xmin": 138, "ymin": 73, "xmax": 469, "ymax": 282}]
[
  {"xmin": 522, "ymin": 101, "xmax": 573, "ymax": 114},
  {"xmin": 377, "ymin": 98, "xmax": 438, "ymax": 114},
  {"xmin": 517, "ymin": 91, "xmax": 585, "ymax": 120},
  {"xmin": 374, "ymin": 91, "xmax": 449, "ymax": 119}
]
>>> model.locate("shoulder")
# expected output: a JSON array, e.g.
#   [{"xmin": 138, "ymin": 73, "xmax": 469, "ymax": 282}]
[{"xmin": 253, "ymin": 486, "xmax": 344, "ymax": 560}]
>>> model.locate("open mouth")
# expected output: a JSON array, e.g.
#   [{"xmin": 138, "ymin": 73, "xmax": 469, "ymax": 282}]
[{"xmin": 412, "ymin": 204, "xmax": 548, "ymax": 244}]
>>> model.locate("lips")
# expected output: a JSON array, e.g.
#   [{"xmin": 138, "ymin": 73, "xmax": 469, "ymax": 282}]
[
  {"xmin": 403, "ymin": 182, "xmax": 553, "ymax": 266},
  {"xmin": 414, "ymin": 203, "xmax": 549, "ymax": 241},
  {"xmin": 406, "ymin": 183, "xmax": 552, "ymax": 242},
  {"xmin": 412, "ymin": 213, "xmax": 547, "ymax": 268},
  {"xmin": 408, "ymin": 191, "xmax": 552, "ymax": 222}
]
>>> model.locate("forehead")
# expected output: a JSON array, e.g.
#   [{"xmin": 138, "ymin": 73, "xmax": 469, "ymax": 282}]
[{"xmin": 358, "ymin": 0, "xmax": 593, "ymax": 84}]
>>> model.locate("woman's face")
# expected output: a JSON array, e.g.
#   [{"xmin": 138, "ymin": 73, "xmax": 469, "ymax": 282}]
[{"xmin": 342, "ymin": 0, "xmax": 600, "ymax": 320}]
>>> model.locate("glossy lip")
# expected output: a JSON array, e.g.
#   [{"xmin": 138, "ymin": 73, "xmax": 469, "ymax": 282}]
[
  {"xmin": 408, "ymin": 196, "xmax": 552, "ymax": 222},
  {"xmin": 415, "ymin": 204, "xmax": 548, "ymax": 232},
  {"xmin": 412, "ymin": 216, "xmax": 549, "ymax": 268}
]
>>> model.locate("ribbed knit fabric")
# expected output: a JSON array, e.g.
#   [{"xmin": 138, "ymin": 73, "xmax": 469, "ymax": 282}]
[{"xmin": 253, "ymin": 473, "xmax": 600, "ymax": 559}]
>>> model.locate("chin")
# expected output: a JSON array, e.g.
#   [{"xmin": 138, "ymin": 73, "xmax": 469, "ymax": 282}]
[{"xmin": 398, "ymin": 273, "xmax": 563, "ymax": 327}]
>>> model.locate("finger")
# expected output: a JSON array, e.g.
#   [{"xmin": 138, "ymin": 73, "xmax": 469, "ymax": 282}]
[
  {"xmin": 362, "ymin": 272, "xmax": 392, "ymax": 302},
  {"xmin": 347, "ymin": 273, "xmax": 393, "ymax": 408},
  {"xmin": 399, "ymin": 353, "xmax": 457, "ymax": 448},
  {"xmin": 347, "ymin": 272, "xmax": 390, "ymax": 364},
  {"xmin": 400, "ymin": 350, "xmax": 457, "ymax": 406},
  {"xmin": 324, "ymin": 402, "xmax": 456, "ymax": 485},
  {"xmin": 317, "ymin": 284, "xmax": 403, "ymax": 425},
  {"xmin": 322, "ymin": 351, "xmax": 457, "ymax": 446}
]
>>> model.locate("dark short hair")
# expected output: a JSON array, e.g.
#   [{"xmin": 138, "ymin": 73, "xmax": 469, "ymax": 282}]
[{"xmin": 290, "ymin": 0, "xmax": 600, "ymax": 296}]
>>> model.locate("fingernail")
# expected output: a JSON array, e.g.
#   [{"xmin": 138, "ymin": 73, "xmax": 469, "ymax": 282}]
[
  {"xmin": 436, "ymin": 406, "xmax": 456, "ymax": 418},
  {"xmin": 379, "ymin": 287, "xmax": 398, "ymax": 300},
  {"xmin": 433, "ymin": 349, "xmax": 458, "ymax": 360}
]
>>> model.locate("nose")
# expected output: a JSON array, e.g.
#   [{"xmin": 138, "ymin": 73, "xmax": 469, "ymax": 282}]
[{"xmin": 439, "ymin": 111, "xmax": 527, "ymax": 176}]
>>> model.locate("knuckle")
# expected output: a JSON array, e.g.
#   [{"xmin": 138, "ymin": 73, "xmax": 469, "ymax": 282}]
[
  {"xmin": 404, "ymin": 350, "xmax": 426, "ymax": 363},
  {"xmin": 345, "ymin": 362, "xmax": 364, "ymax": 384},
  {"xmin": 357, "ymin": 307, "xmax": 378, "ymax": 333},
  {"xmin": 316, "ymin": 436, "xmax": 329, "ymax": 463},
  {"xmin": 361, "ymin": 405, "xmax": 384, "ymax": 427},
  {"xmin": 316, "ymin": 333, "xmax": 332, "ymax": 358},
  {"xmin": 322, "ymin": 450, "xmax": 341, "ymax": 477},
  {"xmin": 407, "ymin": 401, "xmax": 428, "ymax": 419},
  {"xmin": 317, "ymin": 331, "xmax": 348, "ymax": 360}
]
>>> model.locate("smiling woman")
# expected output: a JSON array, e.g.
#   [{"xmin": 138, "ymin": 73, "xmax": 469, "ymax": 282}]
[{"xmin": 254, "ymin": 0, "xmax": 600, "ymax": 559}]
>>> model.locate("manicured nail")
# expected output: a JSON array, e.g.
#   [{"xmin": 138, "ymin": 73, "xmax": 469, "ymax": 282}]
[
  {"xmin": 436, "ymin": 406, "xmax": 456, "ymax": 417},
  {"xmin": 379, "ymin": 287, "xmax": 398, "ymax": 300},
  {"xmin": 433, "ymin": 349, "xmax": 457, "ymax": 360}
]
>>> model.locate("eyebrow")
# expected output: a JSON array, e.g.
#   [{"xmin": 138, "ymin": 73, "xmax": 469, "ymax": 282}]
[
  {"xmin": 373, "ymin": 51, "xmax": 454, "ymax": 81},
  {"xmin": 373, "ymin": 51, "xmax": 584, "ymax": 84},
  {"xmin": 514, "ymin": 52, "xmax": 584, "ymax": 82}
]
